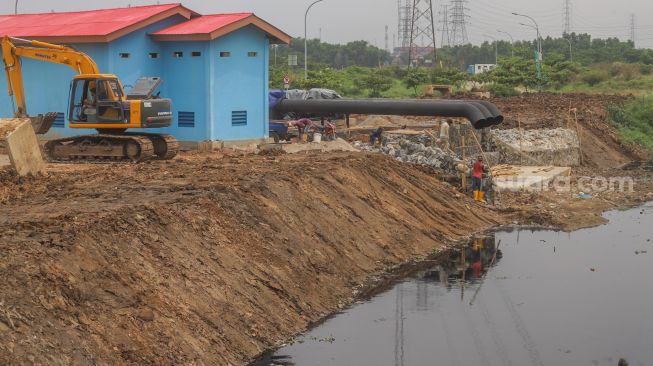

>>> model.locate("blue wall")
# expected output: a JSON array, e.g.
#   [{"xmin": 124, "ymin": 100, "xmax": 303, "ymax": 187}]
[
  {"xmin": 209, "ymin": 25, "xmax": 270, "ymax": 141},
  {"xmin": 0, "ymin": 18, "xmax": 271, "ymax": 143}
]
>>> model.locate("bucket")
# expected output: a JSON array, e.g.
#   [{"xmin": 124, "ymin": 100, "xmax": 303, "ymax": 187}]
[{"xmin": 313, "ymin": 133, "xmax": 322, "ymax": 143}]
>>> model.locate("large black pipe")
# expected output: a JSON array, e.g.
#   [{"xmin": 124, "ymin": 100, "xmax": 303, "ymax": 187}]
[{"xmin": 275, "ymin": 98, "xmax": 503, "ymax": 129}]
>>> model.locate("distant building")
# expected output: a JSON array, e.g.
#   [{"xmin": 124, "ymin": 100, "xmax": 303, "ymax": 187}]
[
  {"xmin": 467, "ymin": 64, "xmax": 497, "ymax": 75},
  {"xmin": 0, "ymin": 4, "xmax": 291, "ymax": 144}
]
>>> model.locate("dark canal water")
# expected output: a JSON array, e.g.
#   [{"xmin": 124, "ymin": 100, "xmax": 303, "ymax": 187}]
[{"xmin": 256, "ymin": 203, "xmax": 653, "ymax": 366}]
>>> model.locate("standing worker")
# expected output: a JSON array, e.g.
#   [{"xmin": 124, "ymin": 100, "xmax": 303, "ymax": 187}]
[
  {"xmin": 471, "ymin": 156, "xmax": 486, "ymax": 202},
  {"xmin": 439, "ymin": 118, "xmax": 451, "ymax": 150}
]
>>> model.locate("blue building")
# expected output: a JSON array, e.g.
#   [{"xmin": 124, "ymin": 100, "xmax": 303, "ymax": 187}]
[{"xmin": 0, "ymin": 4, "xmax": 290, "ymax": 144}]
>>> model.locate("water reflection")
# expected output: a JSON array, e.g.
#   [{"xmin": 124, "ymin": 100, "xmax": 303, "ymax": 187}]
[{"xmin": 256, "ymin": 203, "xmax": 653, "ymax": 366}]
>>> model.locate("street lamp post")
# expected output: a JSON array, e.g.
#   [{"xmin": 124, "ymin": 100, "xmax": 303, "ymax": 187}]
[
  {"xmin": 497, "ymin": 29, "xmax": 514, "ymax": 57},
  {"xmin": 518, "ymin": 22, "xmax": 543, "ymax": 85},
  {"xmin": 305, "ymin": 0, "xmax": 324, "ymax": 79},
  {"xmin": 513, "ymin": 12, "xmax": 542, "ymax": 59},
  {"xmin": 14, "ymin": 0, "xmax": 18, "ymax": 14},
  {"xmin": 485, "ymin": 35, "xmax": 498, "ymax": 65},
  {"xmin": 564, "ymin": 37, "xmax": 573, "ymax": 61},
  {"xmin": 519, "ymin": 22, "xmax": 540, "ymax": 51}
]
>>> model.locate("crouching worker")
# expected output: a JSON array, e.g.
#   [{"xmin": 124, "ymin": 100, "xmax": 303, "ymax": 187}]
[
  {"xmin": 471, "ymin": 156, "xmax": 487, "ymax": 202},
  {"xmin": 289, "ymin": 118, "xmax": 313, "ymax": 143},
  {"xmin": 370, "ymin": 127, "xmax": 384, "ymax": 146}
]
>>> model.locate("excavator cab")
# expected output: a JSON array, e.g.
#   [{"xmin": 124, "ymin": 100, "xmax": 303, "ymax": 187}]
[{"xmin": 69, "ymin": 76, "xmax": 127, "ymax": 125}]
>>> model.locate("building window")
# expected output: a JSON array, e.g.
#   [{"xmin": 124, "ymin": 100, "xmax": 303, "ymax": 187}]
[
  {"xmin": 191, "ymin": 51, "xmax": 202, "ymax": 57},
  {"xmin": 119, "ymin": 53, "xmax": 130, "ymax": 58},
  {"xmin": 232, "ymin": 110, "xmax": 247, "ymax": 126},
  {"xmin": 247, "ymin": 52, "xmax": 258, "ymax": 57},
  {"xmin": 173, "ymin": 51, "xmax": 183, "ymax": 58},
  {"xmin": 149, "ymin": 53, "xmax": 160, "ymax": 59},
  {"xmin": 178, "ymin": 111, "xmax": 195, "ymax": 128},
  {"xmin": 220, "ymin": 52, "xmax": 231, "ymax": 58},
  {"xmin": 53, "ymin": 112, "xmax": 65, "ymax": 128}
]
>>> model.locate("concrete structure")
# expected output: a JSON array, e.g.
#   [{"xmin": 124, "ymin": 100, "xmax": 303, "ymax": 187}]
[
  {"xmin": 491, "ymin": 128, "xmax": 581, "ymax": 167},
  {"xmin": 0, "ymin": 4, "xmax": 291, "ymax": 144},
  {"xmin": 492, "ymin": 165, "xmax": 572, "ymax": 192}
]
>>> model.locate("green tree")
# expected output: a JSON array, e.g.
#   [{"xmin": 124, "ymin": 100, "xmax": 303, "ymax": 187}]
[
  {"xmin": 297, "ymin": 68, "xmax": 344, "ymax": 91},
  {"xmin": 430, "ymin": 67, "xmax": 468, "ymax": 87},
  {"xmin": 404, "ymin": 68, "xmax": 429, "ymax": 96},
  {"xmin": 353, "ymin": 69, "xmax": 394, "ymax": 97}
]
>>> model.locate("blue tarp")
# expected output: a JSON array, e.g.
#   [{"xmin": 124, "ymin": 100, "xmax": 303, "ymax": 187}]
[{"xmin": 269, "ymin": 90, "xmax": 286, "ymax": 109}]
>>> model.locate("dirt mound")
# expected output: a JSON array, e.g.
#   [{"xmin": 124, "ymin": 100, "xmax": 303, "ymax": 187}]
[{"xmin": 0, "ymin": 153, "xmax": 502, "ymax": 365}]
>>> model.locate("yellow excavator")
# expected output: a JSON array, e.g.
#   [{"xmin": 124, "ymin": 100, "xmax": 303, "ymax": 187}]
[{"xmin": 1, "ymin": 36, "xmax": 178, "ymax": 162}]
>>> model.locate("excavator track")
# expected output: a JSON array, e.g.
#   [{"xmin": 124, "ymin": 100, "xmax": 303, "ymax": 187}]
[
  {"xmin": 124, "ymin": 133, "xmax": 179, "ymax": 160},
  {"xmin": 44, "ymin": 134, "xmax": 155, "ymax": 163}
]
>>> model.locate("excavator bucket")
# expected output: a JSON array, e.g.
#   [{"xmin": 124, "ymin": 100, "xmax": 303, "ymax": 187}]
[
  {"xmin": 29, "ymin": 112, "xmax": 58, "ymax": 135},
  {"xmin": 0, "ymin": 118, "xmax": 46, "ymax": 176}
]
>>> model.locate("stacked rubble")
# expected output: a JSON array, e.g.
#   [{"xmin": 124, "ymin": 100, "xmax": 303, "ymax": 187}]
[
  {"xmin": 353, "ymin": 133, "xmax": 463, "ymax": 173},
  {"xmin": 491, "ymin": 128, "xmax": 581, "ymax": 166}
]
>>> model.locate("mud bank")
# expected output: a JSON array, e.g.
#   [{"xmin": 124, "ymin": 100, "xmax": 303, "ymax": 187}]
[{"xmin": 0, "ymin": 152, "xmax": 503, "ymax": 365}]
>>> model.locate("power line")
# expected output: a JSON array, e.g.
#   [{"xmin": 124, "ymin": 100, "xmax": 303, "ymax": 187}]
[
  {"xmin": 563, "ymin": 0, "xmax": 572, "ymax": 34},
  {"xmin": 439, "ymin": 5, "xmax": 451, "ymax": 47},
  {"xmin": 398, "ymin": 0, "xmax": 412, "ymax": 48},
  {"xmin": 406, "ymin": 0, "xmax": 437, "ymax": 66},
  {"xmin": 630, "ymin": 13, "xmax": 636, "ymax": 46},
  {"xmin": 450, "ymin": 0, "xmax": 470, "ymax": 46},
  {"xmin": 385, "ymin": 25, "xmax": 390, "ymax": 53}
]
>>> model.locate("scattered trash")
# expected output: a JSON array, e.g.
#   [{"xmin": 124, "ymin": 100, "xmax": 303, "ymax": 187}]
[
  {"xmin": 590, "ymin": 268, "xmax": 596, "ymax": 272},
  {"xmin": 578, "ymin": 192, "xmax": 592, "ymax": 199}
]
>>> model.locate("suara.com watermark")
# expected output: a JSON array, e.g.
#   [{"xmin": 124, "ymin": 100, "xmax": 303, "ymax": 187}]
[{"xmin": 495, "ymin": 176, "xmax": 635, "ymax": 193}]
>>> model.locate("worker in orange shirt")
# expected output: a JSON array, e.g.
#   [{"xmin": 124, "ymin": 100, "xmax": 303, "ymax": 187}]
[{"xmin": 471, "ymin": 156, "xmax": 486, "ymax": 202}]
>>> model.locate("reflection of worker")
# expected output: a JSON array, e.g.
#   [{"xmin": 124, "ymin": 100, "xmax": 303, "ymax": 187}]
[
  {"xmin": 439, "ymin": 118, "xmax": 451, "ymax": 150},
  {"xmin": 472, "ymin": 156, "xmax": 486, "ymax": 202},
  {"xmin": 370, "ymin": 127, "xmax": 383, "ymax": 146}
]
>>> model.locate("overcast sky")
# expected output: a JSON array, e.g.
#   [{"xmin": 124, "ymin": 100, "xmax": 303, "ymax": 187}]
[{"xmin": 6, "ymin": 0, "xmax": 653, "ymax": 49}]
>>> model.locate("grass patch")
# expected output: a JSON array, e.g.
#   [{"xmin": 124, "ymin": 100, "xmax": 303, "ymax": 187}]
[{"xmin": 608, "ymin": 94, "xmax": 653, "ymax": 150}]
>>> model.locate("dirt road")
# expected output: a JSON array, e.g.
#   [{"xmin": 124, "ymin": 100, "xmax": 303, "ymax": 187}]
[{"xmin": 0, "ymin": 152, "xmax": 503, "ymax": 365}]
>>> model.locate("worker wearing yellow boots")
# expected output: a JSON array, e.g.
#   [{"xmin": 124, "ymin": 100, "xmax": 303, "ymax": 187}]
[{"xmin": 471, "ymin": 156, "xmax": 486, "ymax": 202}]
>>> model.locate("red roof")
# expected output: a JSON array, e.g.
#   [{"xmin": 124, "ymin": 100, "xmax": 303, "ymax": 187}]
[
  {"xmin": 0, "ymin": 3, "xmax": 197, "ymax": 42},
  {"xmin": 151, "ymin": 13, "xmax": 291, "ymax": 44},
  {"xmin": 152, "ymin": 13, "xmax": 252, "ymax": 35}
]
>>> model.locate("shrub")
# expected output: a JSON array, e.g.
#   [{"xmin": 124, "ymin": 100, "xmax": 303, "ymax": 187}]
[
  {"xmin": 581, "ymin": 69, "xmax": 609, "ymax": 86},
  {"xmin": 640, "ymin": 64, "xmax": 653, "ymax": 75},
  {"xmin": 483, "ymin": 83, "xmax": 519, "ymax": 97}
]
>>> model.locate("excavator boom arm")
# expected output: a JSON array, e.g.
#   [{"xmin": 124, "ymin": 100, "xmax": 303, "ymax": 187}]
[{"xmin": 1, "ymin": 36, "xmax": 100, "ymax": 116}]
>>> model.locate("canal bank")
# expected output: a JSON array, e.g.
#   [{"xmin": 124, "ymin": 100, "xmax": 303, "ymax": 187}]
[{"xmin": 257, "ymin": 203, "xmax": 653, "ymax": 366}]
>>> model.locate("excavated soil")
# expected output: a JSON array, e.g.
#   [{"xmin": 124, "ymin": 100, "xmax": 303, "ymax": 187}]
[{"xmin": 0, "ymin": 152, "xmax": 503, "ymax": 365}]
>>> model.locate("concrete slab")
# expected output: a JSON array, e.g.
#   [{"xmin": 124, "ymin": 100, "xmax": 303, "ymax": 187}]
[
  {"xmin": 282, "ymin": 138, "xmax": 358, "ymax": 154},
  {"xmin": 492, "ymin": 165, "xmax": 571, "ymax": 192},
  {"xmin": 1, "ymin": 118, "xmax": 46, "ymax": 176},
  {"xmin": 0, "ymin": 154, "xmax": 9, "ymax": 167}
]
